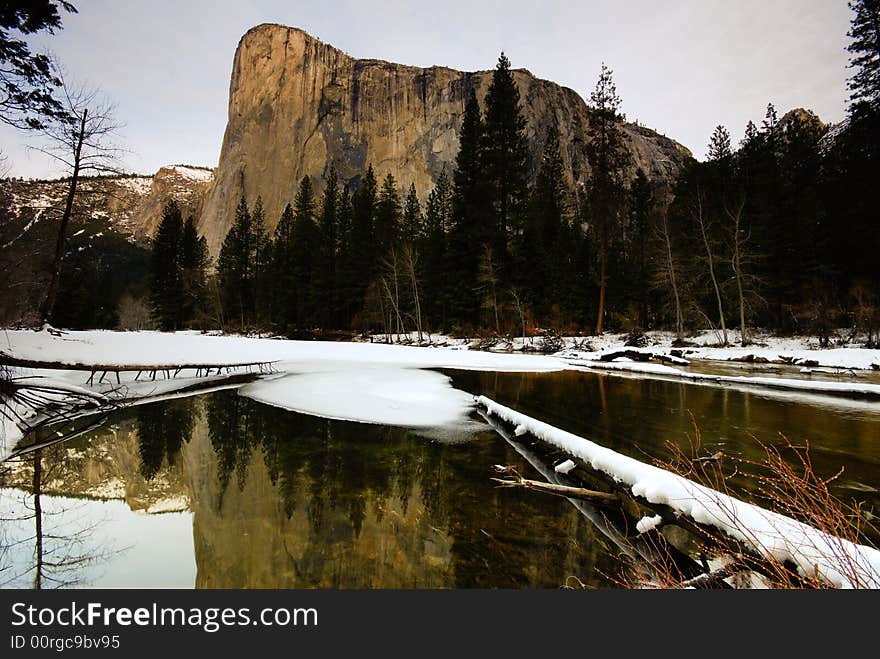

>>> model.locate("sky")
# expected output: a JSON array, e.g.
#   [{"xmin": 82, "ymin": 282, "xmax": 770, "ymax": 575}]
[{"xmin": 0, "ymin": 0, "xmax": 855, "ymax": 179}]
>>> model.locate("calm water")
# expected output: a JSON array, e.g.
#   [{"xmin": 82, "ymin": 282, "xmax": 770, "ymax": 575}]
[{"xmin": 2, "ymin": 369, "xmax": 878, "ymax": 589}]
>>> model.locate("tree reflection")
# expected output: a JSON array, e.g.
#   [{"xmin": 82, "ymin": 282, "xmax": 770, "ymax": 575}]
[
  {"xmin": 197, "ymin": 390, "xmax": 605, "ymax": 588},
  {"xmin": 0, "ymin": 448, "xmax": 117, "ymax": 589},
  {"xmin": 136, "ymin": 398, "xmax": 196, "ymax": 480}
]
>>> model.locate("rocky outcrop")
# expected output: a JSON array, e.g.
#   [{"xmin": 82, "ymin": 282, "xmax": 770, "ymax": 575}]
[
  {"xmin": 126, "ymin": 165, "xmax": 215, "ymax": 238},
  {"xmin": 199, "ymin": 23, "xmax": 693, "ymax": 256},
  {"xmin": 1, "ymin": 164, "xmax": 214, "ymax": 241}
]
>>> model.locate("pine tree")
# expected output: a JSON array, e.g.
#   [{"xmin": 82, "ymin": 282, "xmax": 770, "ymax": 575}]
[
  {"xmin": 271, "ymin": 202, "xmax": 295, "ymax": 331},
  {"xmin": 449, "ymin": 90, "xmax": 490, "ymax": 326},
  {"xmin": 627, "ymin": 169, "xmax": 654, "ymax": 328},
  {"xmin": 250, "ymin": 196, "xmax": 272, "ymax": 325},
  {"xmin": 180, "ymin": 215, "xmax": 208, "ymax": 327},
  {"xmin": 402, "ymin": 183, "xmax": 422, "ymax": 244},
  {"xmin": 847, "ymin": 0, "xmax": 880, "ymax": 114},
  {"xmin": 291, "ymin": 176, "xmax": 318, "ymax": 326},
  {"xmin": 375, "ymin": 172, "xmax": 402, "ymax": 257},
  {"xmin": 218, "ymin": 195, "xmax": 254, "ymax": 328},
  {"xmin": 586, "ymin": 62, "xmax": 631, "ymax": 334},
  {"xmin": 483, "ymin": 52, "xmax": 531, "ymax": 269},
  {"xmin": 707, "ymin": 125, "xmax": 732, "ymax": 163},
  {"xmin": 740, "ymin": 120, "xmax": 760, "ymax": 151},
  {"xmin": 316, "ymin": 167, "xmax": 339, "ymax": 328},
  {"xmin": 335, "ymin": 186, "xmax": 355, "ymax": 326},
  {"xmin": 0, "ymin": 1, "xmax": 78, "ymax": 130},
  {"xmin": 526, "ymin": 125, "xmax": 571, "ymax": 317},
  {"xmin": 422, "ymin": 170, "xmax": 452, "ymax": 329},
  {"xmin": 351, "ymin": 165, "xmax": 378, "ymax": 311},
  {"xmin": 150, "ymin": 199, "xmax": 184, "ymax": 330},
  {"xmin": 827, "ymin": 2, "xmax": 880, "ymax": 305}
]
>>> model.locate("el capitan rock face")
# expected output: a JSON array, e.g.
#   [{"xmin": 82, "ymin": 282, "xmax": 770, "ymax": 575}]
[{"xmin": 199, "ymin": 23, "xmax": 693, "ymax": 256}]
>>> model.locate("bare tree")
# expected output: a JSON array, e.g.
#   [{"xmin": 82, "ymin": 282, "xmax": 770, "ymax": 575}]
[
  {"xmin": 1, "ymin": 448, "xmax": 116, "ymax": 589},
  {"xmin": 653, "ymin": 206, "xmax": 685, "ymax": 341},
  {"xmin": 509, "ymin": 286, "xmax": 527, "ymax": 345},
  {"xmin": 30, "ymin": 71, "xmax": 122, "ymax": 326},
  {"xmin": 401, "ymin": 244, "xmax": 423, "ymax": 342},
  {"xmin": 725, "ymin": 197, "xmax": 754, "ymax": 346},
  {"xmin": 380, "ymin": 248, "xmax": 405, "ymax": 341},
  {"xmin": 691, "ymin": 186, "xmax": 728, "ymax": 346}
]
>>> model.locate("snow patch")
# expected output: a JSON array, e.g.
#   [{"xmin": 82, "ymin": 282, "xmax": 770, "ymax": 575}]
[
  {"xmin": 554, "ymin": 459, "xmax": 576, "ymax": 474},
  {"xmin": 636, "ymin": 514, "xmax": 663, "ymax": 534},
  {"xmin": 146, "ymin": 495, "xmax": 190, "ymax": 514},
  {"xmin": 241, "ymin": 366, "xmax": 474, "ymax": 428}
]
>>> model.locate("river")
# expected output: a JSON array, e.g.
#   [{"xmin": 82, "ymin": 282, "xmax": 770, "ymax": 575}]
[{"xmin": 1, "ymin": 368, "xmax": 878, "ymax": 588}]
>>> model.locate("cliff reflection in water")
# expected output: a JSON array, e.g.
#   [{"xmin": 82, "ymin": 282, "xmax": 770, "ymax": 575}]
[
  {"xmin": 193, "ymin": 390, "xmax": 607, "ymax": 588},
  {"xmin": 5, "ymin": 366, "xmax": 878, "ymax": 589}
]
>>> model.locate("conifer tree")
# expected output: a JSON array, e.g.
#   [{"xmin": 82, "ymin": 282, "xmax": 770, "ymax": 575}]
[
  {"xmin": 483, "ymin": 52, "xmax": 531, "ymax": 268},
  {"xmin": 422, "ymin": 170, "xmax": 452, "ymax": 329},
  {"xmin": 707, "ymin": 125, "xmax": 732, "ymax": 162},
  {"xmin": 351, "ymin": 165, "xmax": 378, "ymax": 308},
  {"xmin": 449, "ymin": 90, "xmax": 489, "ymax": 326},
  {"xmin": 846, "ymin": 0, "xmax": 880, "ymax": 114},
  {"xmin": 150, "ymin": 199, "xmax": 184, "ymax": 330},
  {"xmin": 180, "ymin": 215, "xmax": 208, "ymax": 326},
  {"xmin": 250, "ymin": 196, "xmax": 272, "ymax": 324},
  {"xmin": 526, "ymin": 125, "xmax": 570, "ymax": 316},
  {"xmin": 335, "ymin": 186, "xmax": 355, "ymax": 326},
  {"xmin": 402, "ymin": 183, "xmax": 422, "ymax": 244},
  {"xmin": 586, "ymin": 63, "xmax": 630, "ymax": 334},
  {"xmin": 271, "ymin": 202, "xmax": 295, "ymax": 330},
  {"xmin": 291, "ymin": 176, "xmax": 318, "ymax": 326},
  {"xmin": 218, "ymin": 195, "xmax": 254, "ymax": 328},
  {"xmin": 375, "ymin": 172, "xmax": 402, "ymax": 257},
  {"xmin": 316, "ymin": 167, "xmax": 339, "ymax": 328}
]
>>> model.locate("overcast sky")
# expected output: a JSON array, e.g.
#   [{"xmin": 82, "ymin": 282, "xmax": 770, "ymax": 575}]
[{"xmin": 1, "ymin": 0, "xmax": 855, "ymax": 179}]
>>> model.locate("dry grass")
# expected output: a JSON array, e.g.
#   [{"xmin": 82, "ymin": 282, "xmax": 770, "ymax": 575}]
[{"xmin": 614, "ymin": 418, "xmax": 879, "ymax": 589}]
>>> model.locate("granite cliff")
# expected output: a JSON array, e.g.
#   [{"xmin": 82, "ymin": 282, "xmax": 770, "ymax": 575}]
[{"xmin": 199, "ymin": 24, "xmax": 692, "ymax": 255}]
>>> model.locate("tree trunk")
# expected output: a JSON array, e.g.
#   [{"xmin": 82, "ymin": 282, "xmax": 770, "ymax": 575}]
[
  {"xmin": 32, "ymin": 449, "xmax": 43, "ymax": 590},
  {"xmin": 661, "ymin": 212, "xmax": 684, "ymax": 340},
  {"xmin": 407, "ymin": 249, "xmax": 423, "ymax": 342},
  {"xmin": 40, "ymin": 109, "xmax": 87, "ymax": 325},
  {"xmin": 595, "ymin": 236, "xmax": 607, "ymax": 335},
  {"xmin": 696, "ymin": 194, "xmax": 727, "ymax": 345},
  {"xmin": 727, "ymin": 201, "xmax": 749, "ymax": 346}
]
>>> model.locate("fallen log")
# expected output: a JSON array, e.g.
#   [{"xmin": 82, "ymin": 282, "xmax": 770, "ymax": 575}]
[
  {"xmin": 599, "ymin": 350, "xmax": 690, "ymax": 366},
  {"xmin": 490, "ymin": 465, "xmax": 618, "ymax": 503},
  {"xmin": 600, "ymin": 350, "xmax": 653, "ymax": 362}
]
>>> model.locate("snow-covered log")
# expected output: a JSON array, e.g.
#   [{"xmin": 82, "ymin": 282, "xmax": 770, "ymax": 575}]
[{"xmin": 476, "ymin": 395, "xmax": 880, "ymax": 589}]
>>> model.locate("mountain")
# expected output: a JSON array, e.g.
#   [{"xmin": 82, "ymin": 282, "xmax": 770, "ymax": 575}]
[
  {"xmin": 198, "ymin": 24, "xmax": 693, "ymax": 255},
  {"xmin": 0, "ymin": 165, "xmax": 214, "ymax": 325},
  {"xmin": 1, "ymin": 164, "xmax": 214, "ymax": 243}
]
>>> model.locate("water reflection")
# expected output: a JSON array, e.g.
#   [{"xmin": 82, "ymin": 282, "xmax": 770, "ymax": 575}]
[
  {"xmin": 1, "ymin": 449, "xmax": 119, "ymax": 589},
  {"xmin": 450, "ymin": 369, "xmax": 880, "ymax": 513},
  {"xmin": 2, "ymin": 368, "xmax": 878, "ymax": 589},
  {"xmin": 196, "ymin": 390, "xmax": 605, "ymax": 588},
  {"xmin": 137, "ymin": 399, "xmax": 196, "ymax": 481}
]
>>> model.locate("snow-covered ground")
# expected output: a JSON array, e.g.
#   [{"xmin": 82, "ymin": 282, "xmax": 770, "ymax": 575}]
[
  {"xmin": 0, "ymin": 329, "xmax": 568, "ymax": 459},
  {"xmin": 570, "ymin": 360, "xmax": 880, "ymax": 400},
  {"xmin": 164, "ymin": 165, "xmax": 214, "ymax": 182},
  {"xmin": 392, "ymin": 329, "xmax": 880, "ymax": 371},
  {"xmin": 478, "ymin": 396, "xmax": 880, "ymax": 589}
]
